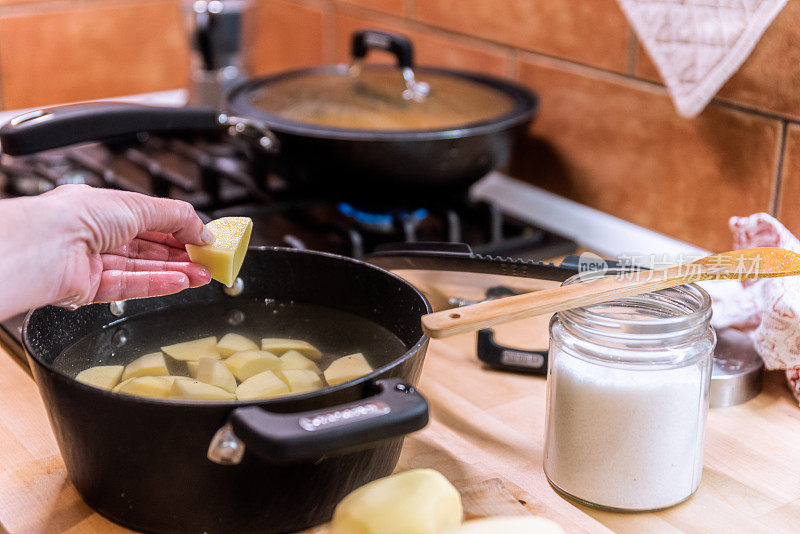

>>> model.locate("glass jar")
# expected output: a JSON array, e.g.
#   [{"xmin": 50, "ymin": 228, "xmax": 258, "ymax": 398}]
[{"xmin": 543, "ymin": 270, "xmax": 716, "ymax": 512}]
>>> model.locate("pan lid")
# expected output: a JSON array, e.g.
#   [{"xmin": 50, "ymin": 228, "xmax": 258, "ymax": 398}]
[{"xmin": 231, "ymin": 30, "xmax": 533, "ymax": 133}]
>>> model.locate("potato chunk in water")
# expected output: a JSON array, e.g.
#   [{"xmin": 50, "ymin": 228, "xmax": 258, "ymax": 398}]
[
  {"xmin": 170, "ymin": 380, "xmax": 236, "ymax": 400},
  {"xmin": 279, "ymin": 350, "xmax": 322, "ymax": 374},
  {"xmin": 277, "ymin": 369, "xmax": 324, "ymax": 394},
  {"xmin": 196, "ymin": 357, "xmax": 237, "ymax": 393},
  {"xmin": 217, "ymin": 333, "xmax": 258, "ymax": 357},
  {"xmin": 76, "ymin": 365, "xmax": 124, "ymax": 390},
  {"xmin": 225, "ymin": 350, "xmax": 281, "ymax": 382},
  {"xmin": 324, "ymin": 353, "xmax": 373, "ymax": 386},
  {"xmin": 261, "ymin": 338, "xmax": 322, "ymax": 360},
  {"xmin": 236, "ymin": 370, "xmax": 290, "ymax": 400},
  {"xmin": 113, "ymin": 376, "xmax": 173, "ymax": 398},
  {"xmin": 122, "ymin": 352, "xmax": 169, "ymax": 381},
  {"xmin": 161, "ymin": 337, "xmax": 220, "ymax": 361}
]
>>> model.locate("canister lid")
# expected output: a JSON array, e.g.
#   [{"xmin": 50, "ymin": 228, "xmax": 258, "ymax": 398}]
[{"xmin": 710, "ymin": 328, "xmax": 764, "ymax": 408}]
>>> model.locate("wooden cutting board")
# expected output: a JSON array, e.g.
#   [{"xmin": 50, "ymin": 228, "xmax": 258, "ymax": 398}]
[{"xmin": 1, "ymin": 308, "xmax": 800, "ymax": 533}]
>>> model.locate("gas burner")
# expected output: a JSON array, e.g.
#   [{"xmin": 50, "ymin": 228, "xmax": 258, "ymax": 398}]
[{"xmin": 337, "ymin": 202, "xmax": 429, "ymax": 236}]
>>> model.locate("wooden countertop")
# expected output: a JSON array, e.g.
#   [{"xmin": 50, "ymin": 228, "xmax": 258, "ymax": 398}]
[{"xmin": 1, "ymin": 312, "xmax": 799, "ymax": 533}]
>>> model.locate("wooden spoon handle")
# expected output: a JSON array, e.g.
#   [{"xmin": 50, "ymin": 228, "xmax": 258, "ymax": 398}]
[{"xmin": 421, "ymin": 266, "xmax": 691, "ymax": 338}]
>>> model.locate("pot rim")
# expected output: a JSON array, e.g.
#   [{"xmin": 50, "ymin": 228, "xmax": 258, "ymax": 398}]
[
  {"xmin": 22, "ymin": 246, "xmax": 432, "ymax": 410},
  {"xmin": 226, "ymin": 64, "xmax": 539, "ymax": 141}
]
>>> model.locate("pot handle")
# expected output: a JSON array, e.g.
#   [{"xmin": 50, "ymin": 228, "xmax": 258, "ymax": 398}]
[
  {"xmin": 0, "ymin": 103, "xmax": 222, "ymax": 156},
  {"xmin": 211, "ymin": 378, "xmax": 428, "ymax": 464},
  {"xmin": 351, "ymin": 30, "xmax": 414, "ymax": 70}
]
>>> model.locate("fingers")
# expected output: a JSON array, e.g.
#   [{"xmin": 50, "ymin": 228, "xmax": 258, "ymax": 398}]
[
  {"xmin": 101, "ymin": 255, "xmax": 211, "ymax": 287},
  {"xmin": 109, "ymin": 236, "xmax": 191, "ymax": 262},
  {"xmin": 92, "ymin": 271, "xmax": 192, "ymax": 303},
  {"xmin": 124, "ymin": 194, "xmax": 214, "ymax": 246},
  {"xmin": 136, "ymin": 231, "xmax": 188, "ymax": 249}
]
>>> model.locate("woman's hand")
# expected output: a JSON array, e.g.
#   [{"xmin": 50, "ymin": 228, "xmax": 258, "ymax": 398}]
[{"xmin": 0, "ymin": 185, "xmax": 213, "ymax": 321}]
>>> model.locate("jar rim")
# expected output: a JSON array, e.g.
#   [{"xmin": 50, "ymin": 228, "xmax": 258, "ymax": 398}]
[{"xmin": 558, "ymin": 268, "xmax": 712, "ymax": 340}]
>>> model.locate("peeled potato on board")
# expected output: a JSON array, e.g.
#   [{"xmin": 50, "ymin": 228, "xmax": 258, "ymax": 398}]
[
  {"xmin": 170, "ymin": 380, "xmax": 236, "ymax": 400},
  {"xmin": 324, "ymin": 353, "xmax": 373, "ymax": 386},
  {"xmin": 113, "ymin": 376, "xmax": 173, "ymax": 398},
  {"xmin": 225, "ymin": 350, "xmax": 281, "ymax": 382},
  {"xmin": 161, "ymin": 336, "xmax": 220, "ymax": 361},
  {"xmin": 76, "ymin": 365, "xmax": 124, "ymax": 390},
  {"xmin": 330, "ymin": 469, "xmax": 462, "ymax": 534},
  {"xmin": 122, "ymin": 352, "xmax": 169, "ymax": 381},
  {"xmin": 441, "ymin": 517, "xmax": 565, "ymax": 534},
  {"xmin": 260, "ymin": 338, "xmax": 322, "ymax": 360},
  {"xmin": 236, "ymin": 370, "xmax": 290, "ymax": 400},
  {"xmin": 217, "ymin": 333, "xmax": 258, "ymax": 357},
  {"xmin": 187, "ymin": 361, "xmax": 199, "ymax": 378},
  {"xmin": 186, "ymin": 216, "xmax": 252, "ymax": 287},
  {"xmin": 279, "ymin": 350, "xmax": 322, "ymax": 374},
  {"xmin": 276, "ymin": 369, "xmax": 324, "ymax": 394},
  {"xmin": 196, "ymin": 357, "xmax": 237, "ymax": 393}
]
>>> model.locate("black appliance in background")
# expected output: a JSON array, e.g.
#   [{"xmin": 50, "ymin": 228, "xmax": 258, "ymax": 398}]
[{"xmin": 0, "ymin": 131, "xmax": 575, "ymax": 369}]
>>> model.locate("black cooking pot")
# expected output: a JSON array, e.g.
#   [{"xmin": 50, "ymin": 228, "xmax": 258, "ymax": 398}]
[
  {"xmin": 0, "ymin": 30, "xmax": 538, "ymax": 203},
  {"xmin": 24, "ymin": 248, "xmax": 431, "ymax": 534},
  {"xmin": 24, "ymin": 242, "xmax": 576, "ymax": 533}
]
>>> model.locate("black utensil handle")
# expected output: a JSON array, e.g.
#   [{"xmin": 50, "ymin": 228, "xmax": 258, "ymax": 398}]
[
  {"xmin": 477, "ymin": 329, "xmax": 548, "ymax": 375},
  {"xmin": 0, "ymin": 104, "xmax": 221, "ymax": 156},
  {"xmin": 365, "ymin": 242, "xmax": 575, "ymax": 282},
  {"xmin": 229, "ymin": 378, "xmax": 428, "ymax": 463},
  {"xmin": 351, "ymin": 30, "xmax": 414, "ymax": 70}
]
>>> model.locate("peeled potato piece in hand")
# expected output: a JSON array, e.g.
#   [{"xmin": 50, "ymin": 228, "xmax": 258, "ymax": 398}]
[
  {"xmin": 280, "ymin": 350, "xmax": 322, "ymax": 374},
  {"xmin": 122, "ymin": 352, "xmax": 169, "ymax": 381},
  {"xmin": 277, "ymin": 369, "xmax": 324, "ymax": 394},
  {"xmin": 186, "ymin": 216, "xmax": 252, "ymax": 287},
  {"xmin": 76, "ymin": 365, "xmax": 124, "ymax": 390},
  {"xmin": 441, "ymin": 517, "xmax": 565, "ymax": 534},
  {"xmin": 113, "ymin": 376, "xmax": 173, "ymax": 398},
  {"xmin": 236, "ymin": 370, "xmax": 290, "ymax": 400},
  {"xmin": 324, "ymin": 353, "xmax": 373, "ymax": 386},
  {"xmin": 261, "ymin": 338, "xmax": 322, "ymax": 360},
  {"xmin": 225, "ymin": 350, "xmax": 281, "ymax": 382},
  {"xmin": 217, "ymin": 333, "xmax": 258, "ymax": 357},
  {"xmin": 161, "ymin": 337, "xmax": 220, "ymax": 361},
  {"xmin": 170, "ymin": 379, "xmax": 236, "ymax": 400},
  {"xmin": 330, "ymin": 469, "xmax": 463, "ymax": 534},
  {"xmin": 196, "ymin": 357, "xmax": 237, "ymax": 393}
]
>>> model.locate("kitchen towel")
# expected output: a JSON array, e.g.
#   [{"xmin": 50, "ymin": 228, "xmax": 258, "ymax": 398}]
[
  {"xmin": 616, "ymin": 0, "xmax": 788, "ymax": 117},
  {"xmin": 710, "ymin": 213, "xmax": 800, "ymax": 403}
]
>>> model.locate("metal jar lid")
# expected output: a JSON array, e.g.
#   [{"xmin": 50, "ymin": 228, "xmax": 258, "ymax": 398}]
[{"xmin": 710, "ymin": 327, "xmax": 764, "ymax": 408}]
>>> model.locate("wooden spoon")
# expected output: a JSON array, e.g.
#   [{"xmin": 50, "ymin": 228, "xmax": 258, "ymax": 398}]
[{"xmin": 421, "ymin": 247, "xmax": 800, "ymax": 339}]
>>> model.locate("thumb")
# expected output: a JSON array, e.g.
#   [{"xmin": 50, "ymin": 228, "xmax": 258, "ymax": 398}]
[{"xmin": 123, "ymin": 194, "xmax": 214, "ymax": 245}]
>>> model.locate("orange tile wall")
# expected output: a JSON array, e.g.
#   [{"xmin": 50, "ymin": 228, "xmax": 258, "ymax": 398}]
[{"xmin": 1, "ymin": 0, "xmax": 798, "ymax": 251}]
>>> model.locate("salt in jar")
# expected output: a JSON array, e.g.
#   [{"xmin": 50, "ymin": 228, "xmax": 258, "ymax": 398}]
[{"xmin": 543, "ymin": 269, "xmax": 715, "ymax": 511}]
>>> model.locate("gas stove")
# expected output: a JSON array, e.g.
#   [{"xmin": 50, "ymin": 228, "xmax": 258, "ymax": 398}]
[{"xmin": 0, "ymin": 130, "xmax": 575, "ymax": 362}]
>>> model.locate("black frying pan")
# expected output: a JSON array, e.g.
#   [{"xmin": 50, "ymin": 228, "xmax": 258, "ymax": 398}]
[{"xmin": 0, "ymin": 31, "xmax": 538, "ymax": 203}]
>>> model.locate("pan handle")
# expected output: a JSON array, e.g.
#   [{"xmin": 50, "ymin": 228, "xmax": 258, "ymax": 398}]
[
  {"xmin": 351, "ymin": 30, "xmax": 414, "ymax": 70},
  {"xmin": 209, "ymin": 378, "xmax": 428, "ymax": 464},
  {"xmin": 0, "ymin": 103, "xmax": 222, "ymax": 156}
]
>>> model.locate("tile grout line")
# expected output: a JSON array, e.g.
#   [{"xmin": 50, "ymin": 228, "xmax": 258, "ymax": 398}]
[
  {"xmin": 626, "ymin": 28, "xmax": 638, "ymax": 76},
  {"xmin": 321, "ymin": 0, "xmax": 336, "ymax": 64},
  {"xmin": 404, "ymin": 0, "xmax": 414, "ymax": 20},
  {"xmin": 769, "ymin": 121, "xmax": 788, "ymax": 216}
]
